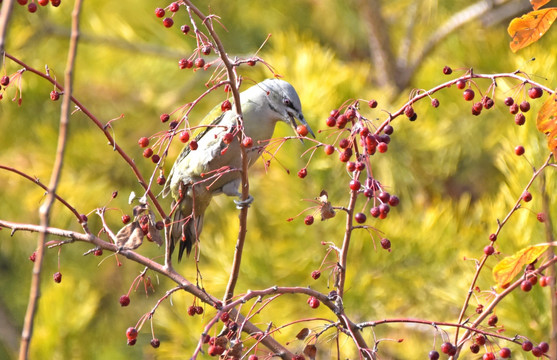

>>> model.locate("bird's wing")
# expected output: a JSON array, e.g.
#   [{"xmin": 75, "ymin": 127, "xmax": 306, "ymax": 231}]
[{"xmin": 163, "ymin": 103, "xmax": 234, "ymax": 198}]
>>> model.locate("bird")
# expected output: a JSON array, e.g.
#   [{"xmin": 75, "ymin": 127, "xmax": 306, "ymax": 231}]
[{"xmin": 163, "ymin": 79, "xmax": 314, "ymax": 261}]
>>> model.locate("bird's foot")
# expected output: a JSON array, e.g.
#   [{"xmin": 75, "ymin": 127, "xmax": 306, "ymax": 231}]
[{"xmin": 234, "ymin": 195, "xmax": 254, "ymax": 209}]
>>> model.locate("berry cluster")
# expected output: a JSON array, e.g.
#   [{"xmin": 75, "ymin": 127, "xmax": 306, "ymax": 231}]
[{"xmin": 16, "ymin": 0, "xmax": 61, "ymax": 13}]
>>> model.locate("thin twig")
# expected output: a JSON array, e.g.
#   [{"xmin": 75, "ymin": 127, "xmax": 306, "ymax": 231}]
[{"xmin": 18, "ymin": 1, "xmax": 83, "ymax": 359}]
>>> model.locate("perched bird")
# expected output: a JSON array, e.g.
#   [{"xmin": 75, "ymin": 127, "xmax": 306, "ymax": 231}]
[{"xmin": 163, "ymin": 79, "xmax": 314, "ymax": 261}]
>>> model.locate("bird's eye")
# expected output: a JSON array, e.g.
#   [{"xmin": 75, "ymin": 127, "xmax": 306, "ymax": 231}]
[{"xmin": 283, "ymin": 98, "xmax": 292, "ymax": 107}]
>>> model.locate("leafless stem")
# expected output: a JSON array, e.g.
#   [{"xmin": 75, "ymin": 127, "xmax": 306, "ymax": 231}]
[{"xmin": 18, "ymin": 1, "xmax": 83, "ymax": 359}]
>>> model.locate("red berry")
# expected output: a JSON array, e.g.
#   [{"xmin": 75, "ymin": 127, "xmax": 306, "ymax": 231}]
[
  {"xmin": 304, "ymin": 215, "xmax": 314, "ymax": 225},
  {"xmin": 18, "ymin": 0, "xmax": 28, "ymax": 5},
  {"xmin": 377, "ymin": 142, "xmax": 388, "ymax": 153},
  {"xmin": 201, "ymin": 45, "xmax": 211, "ymax": 55},
  {"xmin": 138, "ymin": 137, "xmax": 149, "ymax": 148},
  {"xmin": 27, "ymin": 3, "xmax": 37, "ymax": 12},
  {"xmin": 143, "ymin": 148, "xmax": 153, "ymax": 158},
  {"xmin": 323, "ymin": 145, "xmax": 334, "ymax": 155},
  {"xmin": 346, "ymin": 162, "xmax": 356, "ymax": 172},
  {"xmin": 311, "ymin": 270, "xmax": 321, "ymax": 280},
  {"xmin": 520, "ymin": 100, "xmax": 530, "ymax": 112},
  {"xmin": 509, "ymin": 103, "xmax": 519, "ymax": 114},
  {"xmin": 440, "ymin": 342, "xmax": 454, "ymax": 355},
  {"xmin": 404, "ymin": 105, "xmax": 415, "ymax": 118},
  {"xmin": 522, "ymin": 191, "xmax": 532, "ymax": 202},
  {"xmin": 354, "ymin": 212, "xmax": 366, "ymax": 223},
  {"xmin": 242, "ymin": 137, "xmax": 253, "ymax": 148},
  {"xmin": 515, "ymin": 145, "xmax": 525, "ymax": 155},
  {"xmin": 181, "ymin": 25, "xmax": 190, "ymax": 34},
  {"xmin": 119, "ymin": 295, "xmax": 130, "ymax": 306},
  {"xmin": 169, "ymin": 2, "xmax": 179, "ymax": 12},
  {"xmin": 383, "ymin": 125, "xmax": 394, "ymax": 135},
  {"xmin": 220, "ymin": 312, "xmax": 229, "ymax": 322},
  {"xmin": 126, "ymin": 327, "xmax": 138, "ymax": 340},
  {"xmin": 499, "ymin": 347, "xmax": 511, "ymax": 358},
  {"xmin": 522, "ymin": 340, "xmax": 533, "ymax": 351},
  {"xmin": 325, "ymin": 116, "xmax": 336, "ymax": 127},
  {"xmin": 38, "ymin": 0, "xmax": 48, "ymax": 6},
  {"xmin": 521, "ymin": 279, "xmax": 532, "ymax": 292},
  {"xmin": 470, "ymin": 343, "xmax": 480, "ymax": 354},
  {"xmin": 221, "ymin": 99, "xmax": 232, "ymax": 112},
  {"xmin": 484, "ymin": 245, "xmax": 495, "ymax": 255},
  {"xmin": 380, "ymin": 238, "xmax": 391, "ymax": 250},
  {"xmin": 50, "ymin": 0, "xmax": 61, "ymax": 7},
  {"xmin": 528, "ymin": 275, "xmax": 538, "ymax": 286},
  {"xmin": 189, "ymin": 140, "xmax": 198, "ymax": 150},
  {"xmin": 50, "ymin": 91, "xmax": 60, "ymax": 101},
  {"xmin": 431, "ymin": 98, "xmax": 440, "ymax": 108},
  {"xmin": 388, "ymin": 195, "xmax": 400, "ymax": 206},
  {"xmin": 339, "ymin": 138, "xmax": 350, "ymax": 149},
  {"xmin": 160, "ymin": 113, "xmax": 170, "ymax": 123},
  {"xmin": 180, "ymin": 131, "xmax": 190, "ymax": 143},
  {"xmin": 248, "ymin": 355, "xmax": 259, "ymax": 360},
  {"xmin": 463, "ymin": 89, "xmax": 475, "ymax": 101},
  {"xmin": 471, "ymin": 102, "xmax": 482, "ymax": 116},
  {"xmin": 539, "ymin": 341, "xmax": 549, "ymax": 353},
  {"xmin": 53, "ymin": 272, "xmax": 62, "ymax": 283},
  {"xmin": 162, "ymin": 17, "xmax": 174, "ymax": 28},
  {"xmin": 349, "ymin": 179, "xmax": 361, "ymax": 191},
  {"xmin": 208, "ymin": 345, "xmax": 225, "ymax": 356},
  {"xmin": 488, "ymin": 314, "xmax": 498, "ymax": 326},
  {"xmin": 297, "ymin": 168, "xmax": 307, "ymax": 179},
  {"xmin": 475, "ymin": 334, "xmax": 486, "ymax": 345},
  {"xmin": 336, "ymin": 114, "xmax": 348, "ymax": 128},
  {"xmin": 94, "ymin": 248, "xmax": 103, "ymax": 256},
  {"xmin": 528, "ymin": 86, "xmax": 543, "ymax": 99},
  {"xmin": 504, "ymin": 97, "xmax": 514, "ymax": 106},
  {"xmin": 443, "ymin": 66, "xmax": 452, "ymax": 75},
  {"xmin": 152, "ymin": 154, "xmax": 160, "ymax": 163},
  {"xmin": 0, "ymin": 75, "xmax": 9, "ymax": 86},
  {"xmin": 482, "ymin": 96, "xmax": 494, "ymax": 109},
  {"xmin": 296, "ymin": 124, "xmax": 309, "ymax": 136},
  {"xmin": 428, "ymin": 350, "xmax": 439, "ymax": 360},
  {"xmin": 155, "ymin": 7, "xmax": 165, "ymax": 17},
  {"xmin": 127, "ymin": 338, "xmax": 136, "ymax": 346},
  {"xmin": 368, "ymin": 99, "xmax": 378, "ymax": 108},
  {"xmin": 483, "ymin": 352, "xmax": 495, "ymax": 360},
  {"xmin": 456, "ymin": 80, "xmax": 466, "ymax": 89},
  {"xmin": 307, "ymin": 296, "xmax": 320, "ymax": 309},
  {"xmin": 515, "ymin": 112, "xmax": 526, "ymax": 125},
  {"xmin": 29, "ymin": 252, "xmax": 37, "ymax": 262},
  {"xmin": 194, "ymin": 58, "xmax": 205, "ymax": 68},
  {"xmin": 339, "ymin": 149, "xmax": 352, "ymax": 162},
  {"xmin": 540, "ymin": 275, "xmax": 550, "ymax": 287},
  {"xmin": 537, "ymin": 212, "xmax": 546, "ymax": 222},
  {"xmin": 122, "ymin": 214, "xmax": 131, "ymax": 224},
  {"xmin": 532, "ymin": 346, "xmax": 543, "ymax": 357},
  {"xmin": 157, "ymin": 175, "xmax": 166, "ymax": 185},
  {"xmin": 223, "ymin": 133, "xmax": 234, "ymax": 144},
  {"xmin": 150, "ymin": 338, "xmax": 160, "ymax": 348},
  {"xmin": 187, "ymin": 306, "xmax": 196, "ymax": 316}
]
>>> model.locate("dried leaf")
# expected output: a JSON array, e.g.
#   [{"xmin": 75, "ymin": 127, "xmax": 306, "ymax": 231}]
[
  {"xmin": 317, "ymin": 190, "xmax": 335, "ymax": 220},
  {"xmin": 296, "ymin": 328, "xmax": 310, "ymax": 340},
  {"xmin": 531, "ymin": 0, "xmax": 552, "ymax": 10},
  {"xmin": 508, "ymin": 8, "xmax": 557, "ymax": 52},
  {"xmin": 536, "ymin": 92, "xmax": 557, "ymax": 157},
  {"xmin": 303, "ymin": 344, "xmax": 317, "ymax": 359},
  {"xmin": 115, "ymin": 221, "xmax": 145, "ymax": 250},
  {"xmin": 492, "ymin": 245, "xmax": 548, "ymax": 287}
]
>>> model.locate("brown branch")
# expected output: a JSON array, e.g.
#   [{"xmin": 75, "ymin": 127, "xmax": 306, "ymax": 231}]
[
  {"xmin": 182, "ymin": 1, "xmax": 250, "ymax": 305},
  {"xmin": 0, "ymin": 0, "xmax": 14, "ymax": 54},
  {"xmin": 18, "ymin": 1, "xmax": 83, "ymax": 359},
  {"xmin": 540, "ymin": 171, "xmax": 557, "ymax": 359}
]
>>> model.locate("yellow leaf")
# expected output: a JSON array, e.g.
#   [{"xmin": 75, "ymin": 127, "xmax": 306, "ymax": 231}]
[
  {"xmin": 531, "ymin": 0, "xmax": 552, "ymax": 11},
  {"xmin": 492, "ymin": 245, "xmax": 548, "ymax": 287},
  {"xmin": 508, "ymin": 8, "xmax": 557, "ymax": 52},
  {"xmin": 536, "ymin": 92, "xmax": 557, "ymax": 156}
]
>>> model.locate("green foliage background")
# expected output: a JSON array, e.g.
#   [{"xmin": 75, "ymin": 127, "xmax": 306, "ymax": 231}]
[{"xmin": 1, "ymin": 0, "xmax": 556, "ymax": 359}]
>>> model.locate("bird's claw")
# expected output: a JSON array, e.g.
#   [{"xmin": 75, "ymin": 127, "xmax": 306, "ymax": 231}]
[{"xmin": 234, "ymin": 195, "xmax": 254, "ymax": 209}]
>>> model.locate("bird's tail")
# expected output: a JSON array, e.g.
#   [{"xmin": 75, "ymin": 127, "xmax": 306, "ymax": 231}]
[{"xmin": 170, "ymin": 201, "xmax": 204, "ymax": 262}]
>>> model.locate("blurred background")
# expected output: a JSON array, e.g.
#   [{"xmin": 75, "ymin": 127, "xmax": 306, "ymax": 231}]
[{"xmin": 1, "ymin": 0, "xmax": 556, "ymax": 358}]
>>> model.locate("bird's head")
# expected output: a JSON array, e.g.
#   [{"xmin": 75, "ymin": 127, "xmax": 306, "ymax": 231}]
[{"xmin": 258, "ymin": 79, "xmax": 315, "ymax": 139}]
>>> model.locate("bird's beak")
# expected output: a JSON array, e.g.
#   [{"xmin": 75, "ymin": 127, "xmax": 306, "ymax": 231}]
[{"xmin": 288, "ymin": 113, "xmax": 315, "ymax": 142}]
